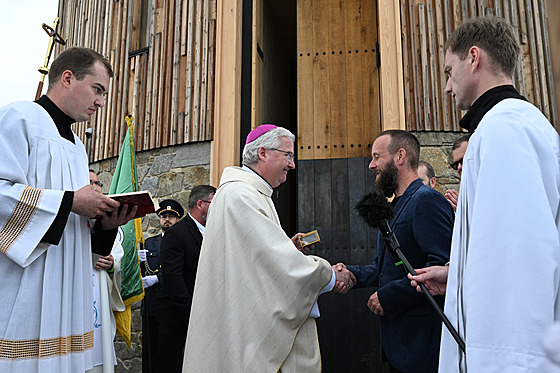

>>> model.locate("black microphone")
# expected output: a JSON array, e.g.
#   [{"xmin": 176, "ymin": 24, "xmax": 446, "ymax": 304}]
[{"xmin": 355, "ymin": 192, "xmax": 465, "ymax": 353}]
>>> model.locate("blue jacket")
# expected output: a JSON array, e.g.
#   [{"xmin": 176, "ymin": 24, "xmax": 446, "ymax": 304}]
[{"xmin": 347, "ymin": 179, "xmax": 454, "ymax": 373}]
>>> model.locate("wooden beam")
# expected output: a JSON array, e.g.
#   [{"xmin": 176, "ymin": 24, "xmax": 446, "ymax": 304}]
[
  {"xmin": 210, "ymin": 0, "xmax": 243, "ymax": 185},
  {"xmin": 545, "ymin": 0, "xmax": 559, "ymax": 128},
  {"xmin": 377, "ymin": 0, "xmax": 405, "ymax": 130}
]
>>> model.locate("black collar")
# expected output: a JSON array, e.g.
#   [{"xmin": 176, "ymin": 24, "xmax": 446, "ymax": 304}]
[
  {"xmin": 460, "ymin": 85, "xmax": 526, "ymax": 133},
  {"xmin": 35, "ymin": 95, "xmax": 76, "ymax": 143}
]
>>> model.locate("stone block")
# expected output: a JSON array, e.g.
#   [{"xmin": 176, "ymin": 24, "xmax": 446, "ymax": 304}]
[
  {"xmin": 140, "ymin": 177, "xmax": 158, "ymax": 196},
  {"xmin": 172, "ymin": 142, "xmax": 211, "ymax": 168},
  {"xmin": 157, "ymin": 172, "xmax": 184, "ymax": 196},
  {"xmin": 149, "ymin": 154, "xmax": 175, "ymax": 176}
]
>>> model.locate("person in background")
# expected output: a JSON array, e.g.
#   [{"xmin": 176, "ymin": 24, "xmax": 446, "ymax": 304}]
[
  {"xmin": 156, "ymin": 185, "xmax": 216, "ymax": 373},
  {"xmin": 444, "ymin": 135, "xmax": 469, "ymax": 212},
  {"xmin": 418, "ymin": 160, "xmax": 437, "ymax": 189},
  {"xmin": 139, "ymin": 199, "xmax": 184, "ymax": 373}
]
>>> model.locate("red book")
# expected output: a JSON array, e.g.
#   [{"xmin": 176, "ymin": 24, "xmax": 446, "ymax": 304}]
[{"xmin": 96, "ymin": 191, "xmax": 157, "ymax": 219}]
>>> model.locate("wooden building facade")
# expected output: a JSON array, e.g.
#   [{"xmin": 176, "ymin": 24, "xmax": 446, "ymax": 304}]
[{"xmin": 55, "ymin": 0, "xmax": 557, "ymax": 371}]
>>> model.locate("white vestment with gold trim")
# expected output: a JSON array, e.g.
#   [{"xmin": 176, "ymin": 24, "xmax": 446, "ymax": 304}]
[
  {"xmin": 183, "ymin": 166, "xmax": 333, "ymax": 372},
  {"xmin": 0, "ymin": 101, "xmax": 94, "ymax": 372}
]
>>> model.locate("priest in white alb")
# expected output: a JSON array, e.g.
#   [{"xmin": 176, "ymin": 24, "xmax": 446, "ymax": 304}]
[
  {"xmin": 0, "ymin": 47, "xmax": 136, "ymax": 373},
  {"xmin": 183, "ymin": 125, "xmax": 356, "ymax": 372}
]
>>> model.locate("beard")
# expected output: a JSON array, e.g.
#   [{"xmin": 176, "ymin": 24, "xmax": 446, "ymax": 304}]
[{"xmin": 375, "ymin": 160, "xmax": 398, "ymax": 198}]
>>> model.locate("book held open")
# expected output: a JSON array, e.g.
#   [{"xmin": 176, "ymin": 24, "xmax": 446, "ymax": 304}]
[{"xmin": 96, "ymin": 191, "xmax": 158, "ymax": 219}]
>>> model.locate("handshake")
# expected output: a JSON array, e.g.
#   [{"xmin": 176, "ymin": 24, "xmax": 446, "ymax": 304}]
[{"xmin": 331, "ymin": 263, "xmax": 356, "ymax": 294}]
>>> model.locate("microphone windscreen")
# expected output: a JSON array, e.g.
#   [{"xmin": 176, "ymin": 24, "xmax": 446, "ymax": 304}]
[{"xmin": 355, "ymin": 192, "xmax": 393, "ymax": 229}]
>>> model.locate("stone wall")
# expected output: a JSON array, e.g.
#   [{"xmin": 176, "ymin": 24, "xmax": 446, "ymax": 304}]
[
  {"xmin": 89, "ymin": 141, "xmax": 211, "ymax": 372},
  {"xmin": 414, "ymin": 131, "xmax": 467, "ymax": 194}
]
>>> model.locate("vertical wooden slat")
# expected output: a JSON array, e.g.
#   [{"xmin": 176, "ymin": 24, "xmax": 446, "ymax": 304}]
[
  {"xmin": 361, "ymin": 0, "xmax": 380, "ymax": 147},
  {"xmin": 418, "ymin": 3, "xmax": 430, "ymax": 130},
  {"xmin": 184, "ymin": 0, "xmax": 196, "ymax": 142},
  {"xmin": 540, "ymin": 0, "xmax": 557, "ymax": 125},
  {"xmin": 162, "ymin": 0, "xmax": 174, "ymax": 147},
  {"xmin": 297, "ymin": 0, "xmax": 315, "ymax": 160},
  {"xmin": 426, "ymin": 0, "xmax": 441, "ymax": 130},
  {"xmin": 199, "ymin": 0, "xmax": 210, "ymax": 139},
  {"xmin": 205, "ymin": 17, "xmax": 217, "ymax": 140},
  {"xmin": 534, "ymin": 0, "xmax": 551, "ymax": 119},
  {"xmin": 328, "ymin": 0, "xmax": 347, "ymax": 159},
  {"xmin": 312, "ymin": 0, "xmax": 331, "ymax": 159},
  {"xmin": 171, "ymin": 0, "xmax": 183, "ymax": 145},
  {"xmin": 193, "ymin": 0, "xmax": 203, "ymax": 141}
]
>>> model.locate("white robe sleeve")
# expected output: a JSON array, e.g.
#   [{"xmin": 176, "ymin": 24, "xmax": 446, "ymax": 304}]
[{"xmin": 0, "ymin": 104, "xmax": 65, "ymax": 267}]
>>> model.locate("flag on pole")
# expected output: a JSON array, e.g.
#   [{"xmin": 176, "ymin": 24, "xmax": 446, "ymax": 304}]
[{"xmin": 110, "ymin": 115, "xmax": 145, "ymax": 347}]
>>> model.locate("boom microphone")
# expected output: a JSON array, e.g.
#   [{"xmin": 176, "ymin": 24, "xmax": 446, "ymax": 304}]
[{"xmin": 355, "ymin": 191, "xmax": 465, "ymax": 353}]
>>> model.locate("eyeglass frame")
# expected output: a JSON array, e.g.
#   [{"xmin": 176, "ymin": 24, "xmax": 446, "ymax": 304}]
[
  {"xmin": 90, "ymin": 181, "xmax": 103, "ymax": 187},
  {"xmin": 449, "ymin": 158, "xmax": 463, "ymax": 170},
  {"xmin": 200, "ymin": 200, "xmax": 212, "ymax": 204},
  {"xmin": 268, "ymin": 148, "xmax": 296, "ymax": 163}
]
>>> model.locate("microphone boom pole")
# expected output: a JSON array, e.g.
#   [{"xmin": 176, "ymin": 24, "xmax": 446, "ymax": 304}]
[{"xmin": 377, "ymin": 219, "xmax": 466, "ymax": 353}]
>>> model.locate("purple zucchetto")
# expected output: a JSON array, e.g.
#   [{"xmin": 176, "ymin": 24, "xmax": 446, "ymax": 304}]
[{"xmin": 245, "ymin": 124, "xmax": 278, "ymax": 144}]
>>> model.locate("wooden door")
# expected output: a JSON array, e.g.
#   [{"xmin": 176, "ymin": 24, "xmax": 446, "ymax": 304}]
[{"xmin": 296, "ymin": 0, "xmax": 383, "ymax": 371}]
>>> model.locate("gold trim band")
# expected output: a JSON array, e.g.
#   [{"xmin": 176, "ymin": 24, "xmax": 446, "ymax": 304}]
[
  {"xmin": 0, "ymin": 330, "xmax": 94, "ymax": 360},
  {"xmin": 0, "ymin": 186, "xmax": 42, "ymax": 254}
]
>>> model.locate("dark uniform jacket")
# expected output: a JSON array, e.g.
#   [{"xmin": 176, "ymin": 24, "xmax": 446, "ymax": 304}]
[
  {"xmin": 141, "ymin": 234, "xmax": 162, "ymax": 317},
  {"xmin": 157, "ymin": 215, "xmax": 203, "ymax": 330}
]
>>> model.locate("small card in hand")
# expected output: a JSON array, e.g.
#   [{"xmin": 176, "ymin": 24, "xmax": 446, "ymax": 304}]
[{"xmin": 298, "ymin": 230, "xmax": 321, "ymax": 248}]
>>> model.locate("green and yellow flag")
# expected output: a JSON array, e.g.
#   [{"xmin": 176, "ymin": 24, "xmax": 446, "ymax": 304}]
[{"xmin": 110, "ymin": 115, "xmax": 145, "ymax": 347}]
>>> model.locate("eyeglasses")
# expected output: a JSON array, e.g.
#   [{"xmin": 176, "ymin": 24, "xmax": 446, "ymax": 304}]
[
  {"xmin": 269, "ymin": 148, "xmax": 295, "ymax": 163},
  {"xmin": 200, "ymin": 200, "xmax": 212, "ymax": 204},
  {"xmin": 450, "ymin": 158, "xmax": 463, "ymax": 170},
  {"xmin": 90, "ymin": 181, "xmax": 103, "ymax": 187}
]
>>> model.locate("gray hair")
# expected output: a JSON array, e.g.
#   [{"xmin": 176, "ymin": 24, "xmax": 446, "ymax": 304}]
[
  {"xmin": 242, "ymin": 127, "xmax": 295, "ymax": 166},
  {"xmin": 188, "ymin": 185, "xmax": 216, "ymax": 210}
]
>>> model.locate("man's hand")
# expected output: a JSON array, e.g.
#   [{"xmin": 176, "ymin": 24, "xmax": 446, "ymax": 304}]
[
  {"xmin": 291, "ymin": 233, "xmax": 309, "ymax": 253},
  {"xmin": 445, "ymin": 189, "xmax": 459, "ymax": 212},
  {"xmin": 142, "ymin": 275, "xmax": 158, "ymax": 288},
  {"xmin": 408, "ymin": 265, "xmax": 449, "ymax": 296},
  {"xmin": 367, "ymin": 291, "xmax": 384, "ymax": 316},
  {"xmin": 332, "ymin": 262, "xmax": 356, "ymax": 294},
  {"xmin": 95, "ymin": 254, "xmax": 114, "ymax": 270},
  {"xmin": 98, "ymin": 203, "xmax": 138, "ymax": 230},
  {"xmin": 72, "ymin": 184, "xmax": 120, "ymax": 218},
  {"xmin": 138, "ymin": 249, "xmax": 148, "ymax": 262}
]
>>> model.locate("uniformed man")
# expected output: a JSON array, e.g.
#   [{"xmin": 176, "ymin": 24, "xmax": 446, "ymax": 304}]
[{"xmin": 139, "ymin": 199, "xmax": 184, "ymax": 373}]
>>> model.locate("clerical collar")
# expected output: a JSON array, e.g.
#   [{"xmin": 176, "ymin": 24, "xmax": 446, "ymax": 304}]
[
  {"xmin": 35, "ymin": 95, "xmax": 77, "ymax": 143},
  {"xmin": 460, "ymin": 85, "xmax": 526, "ymax": 133},
  {"xmin": 241, "ymin": 165, "xmax": 272, "ymax": 190}
]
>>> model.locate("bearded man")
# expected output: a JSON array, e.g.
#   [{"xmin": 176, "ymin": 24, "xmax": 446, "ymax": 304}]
[{"xmin": 335, "ymin": 130, "xmax": 454, "ymax": 373}]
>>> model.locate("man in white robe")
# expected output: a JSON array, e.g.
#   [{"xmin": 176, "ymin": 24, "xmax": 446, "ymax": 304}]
[
  {"xmin": 183, "ymin": 125, "xmax": 356, "ymax": 372},
  {"xmin": 410, "ymin": 17, "xmax": 560, "ymax": 372},
  {"xmin": 0, "ymin": 47, "xmax": 136, "ymax": 372},
  {"xmin": 89, "ymin": 171, "xmax": 126, "ymax": 373}
]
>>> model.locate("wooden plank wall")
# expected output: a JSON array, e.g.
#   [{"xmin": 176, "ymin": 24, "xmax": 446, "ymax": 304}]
[
  {"xmin": 55, "ymin": 0, "xmax": 217, "ymax": 162},
  {"xmin": 298, "ymin": 156, "xmax": 382, "ymax": 373},
  {"xmin": 296, "ymin": 0, "xmax": 381, "ymax": 161},
  {"xmin": 401, "ymin": 0, "xmax": 557, "ymax": 131}
]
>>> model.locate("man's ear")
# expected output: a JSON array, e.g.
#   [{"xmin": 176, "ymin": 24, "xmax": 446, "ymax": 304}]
[
  {"xmin": 395, "ymin": 148, "xmax": 406, "ymax": 166},
  {"xmin": 60, "ymin": 69, "xmax": 74, "ymax": 88},
  {"xmin": 257, "ymin": 146, "xmax": 267, "ymax": 162},
  {"xmin": 430, "ymin": 177, "xmax": 437, "ymax": 189},
  {"xmin": 469, "ymin": 46, "xmax": 481, "ymax": 72}
]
